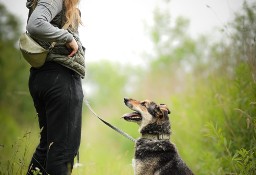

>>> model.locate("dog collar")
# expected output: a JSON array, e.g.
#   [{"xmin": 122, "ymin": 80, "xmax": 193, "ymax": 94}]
[{"xmin": 141, "ymin": 134, "xmax": 170, "ymax": 140}]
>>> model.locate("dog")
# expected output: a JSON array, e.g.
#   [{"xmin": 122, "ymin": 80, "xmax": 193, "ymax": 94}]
[{"xmin": 122, "ymin": 98, "xmax": 194, "ymax": 175}]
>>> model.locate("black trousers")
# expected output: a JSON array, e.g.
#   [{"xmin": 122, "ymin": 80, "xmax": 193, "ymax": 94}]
[{"xmin": 27, "ymin": 62, "xmax": 83, "ymax": 175}]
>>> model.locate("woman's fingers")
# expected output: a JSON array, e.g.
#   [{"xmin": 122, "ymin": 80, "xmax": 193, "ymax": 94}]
[{"xmin": 66, "ymin": 38, "xmax": 78, "ymax": 57}]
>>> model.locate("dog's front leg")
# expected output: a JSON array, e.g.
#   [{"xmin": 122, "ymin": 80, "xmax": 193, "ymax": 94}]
[
  {"xmin": 132, "ymin": 158, "xmax": 136, "ymax": 175},
  {"xmin": 133, "ymin": 159, "xmax": 154, "ymax": 175}
]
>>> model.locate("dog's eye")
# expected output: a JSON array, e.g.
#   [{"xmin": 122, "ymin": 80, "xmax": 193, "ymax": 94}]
[{"xmin": 141, "ymin": 102, "xmax": 146, "ymax": 107}]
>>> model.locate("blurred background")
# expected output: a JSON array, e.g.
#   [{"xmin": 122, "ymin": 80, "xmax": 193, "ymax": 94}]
[{"xmin": 0, "ymin": 0, "xmax": 256, "ymax": 174}]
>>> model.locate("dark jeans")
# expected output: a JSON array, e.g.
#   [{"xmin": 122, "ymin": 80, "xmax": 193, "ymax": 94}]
[{"xmin": 27, "ymin": 62, "xmax": 83, "ymax": 175}]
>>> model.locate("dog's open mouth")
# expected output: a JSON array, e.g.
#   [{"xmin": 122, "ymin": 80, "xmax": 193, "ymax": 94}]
[{"xmin": 122, "ymin": 111, "xmax": 142, "ymax": 122}]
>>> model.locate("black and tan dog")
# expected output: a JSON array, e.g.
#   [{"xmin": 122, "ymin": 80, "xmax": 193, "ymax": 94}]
[{"xmin": 122, "ymin": 98, "xmax": 194, "ymax": 175}]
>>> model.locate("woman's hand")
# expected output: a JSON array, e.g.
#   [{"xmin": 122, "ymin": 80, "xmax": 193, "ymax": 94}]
[{"xmin": 66, "ymin": 38, "xmax": 78, "ymax": 57}]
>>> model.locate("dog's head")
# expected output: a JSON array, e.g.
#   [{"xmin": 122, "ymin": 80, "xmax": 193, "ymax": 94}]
[{"xmin": 122, "ymin": 98, "xmax": 171, "ymax": 135}]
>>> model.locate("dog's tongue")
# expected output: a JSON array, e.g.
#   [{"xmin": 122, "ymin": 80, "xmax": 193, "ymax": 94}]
[{"xmin": 122, "ymin": 112, "xmax": 141, "ymax": 121}]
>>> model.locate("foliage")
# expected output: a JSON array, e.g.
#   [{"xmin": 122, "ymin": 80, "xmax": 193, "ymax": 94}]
[
  {"xmin": 84, "ymin": 61, "xmax": 139, "ymax": 105},
  {"xmin": 233, "ymin": 148, "xmax": 256, "ymax": 175},
  {"xmin": 0, "ymin": 3, "xmax": 33, "ymax": 123},
  {"xmin": 138, "ymin": 1, "xmax": 256, "ymax": 174},
  {"xmin": 0, "ymin": 3, "xmax": 36, "ymax": 174},
  {"xmin": 0, "ymin": 131, "xmax": 36, "ymax": 175}
]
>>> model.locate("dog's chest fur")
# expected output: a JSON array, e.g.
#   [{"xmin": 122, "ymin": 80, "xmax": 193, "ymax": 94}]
[
  {"xmin": 134, "ymin": 139, "xmax": 174, "ymax": 175},
  {"xmin": 133, "ymin": 139, "xmax": 193, "ymax": 175}
]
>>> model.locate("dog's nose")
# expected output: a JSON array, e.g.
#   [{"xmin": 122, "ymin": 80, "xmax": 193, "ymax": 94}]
[{"xmin": 124, "ymin": 97, "xmax": 129, "ymax": 103}]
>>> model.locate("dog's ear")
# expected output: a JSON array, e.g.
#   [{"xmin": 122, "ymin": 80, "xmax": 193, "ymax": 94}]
[
  {"xmin": 155, "ymin": 104, "xmax": 170, "ymax": 125},
  {"xmin": 148, "ymin": 102, "xmax": 170, "ymax": 125},
  {"xmin": 160, "ymin": 104, "xmax": 171, "ymax": 114}
]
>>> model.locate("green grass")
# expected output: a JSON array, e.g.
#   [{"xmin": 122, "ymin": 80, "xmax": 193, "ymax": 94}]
[{"xmin": 1, "ymin": 60, "xmax": 255, "ymax": 175}]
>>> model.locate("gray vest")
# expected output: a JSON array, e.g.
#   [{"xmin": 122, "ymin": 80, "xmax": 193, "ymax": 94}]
[{"xmin": 47, "ymin": 30, "xmax": 86, "ymax": 78}]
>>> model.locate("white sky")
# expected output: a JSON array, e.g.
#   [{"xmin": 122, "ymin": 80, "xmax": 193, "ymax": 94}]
[{"xmin": 1, "ymin": 0, "xmax": 254, "ymax": 64}]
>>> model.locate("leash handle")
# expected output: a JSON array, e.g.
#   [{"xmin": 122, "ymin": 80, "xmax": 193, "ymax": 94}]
[{"xmin": 83, "ymin": 98, "xmax": 136, "ymax": 143}]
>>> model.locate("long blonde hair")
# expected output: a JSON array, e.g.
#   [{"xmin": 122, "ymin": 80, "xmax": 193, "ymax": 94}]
[
  {"xmin": 32, "ymin": 0, "xmax": 82, "ymax": 29},
  {"xmin": 64, "ymin": 0, "xmax": 82, "ymax": 29}
]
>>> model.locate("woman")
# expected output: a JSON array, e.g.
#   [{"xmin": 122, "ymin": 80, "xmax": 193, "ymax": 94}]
[{"xmin": 26, "ymin": 0, "xmax": 85, "ymax": 174}]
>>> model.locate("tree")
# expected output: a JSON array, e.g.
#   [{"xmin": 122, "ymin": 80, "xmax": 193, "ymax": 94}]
[
  {"xmin": 0, "ymin": 3, "xmax": 32, "ymax": 119},
  {"xmin": 132, "ymin": 0, "xmax": 256, "ymax": 174},
  {"xmin": 0, "ymin": 3, "xmax": 34, "ymax": 147}
]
